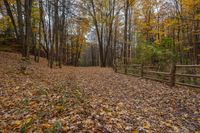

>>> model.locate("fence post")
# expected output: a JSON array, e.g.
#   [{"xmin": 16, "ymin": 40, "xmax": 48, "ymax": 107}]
[
  {"xmin": 140, "ymin": 63, "xmax": 144, "ymax": 78},
  {"xmin": 112, "ymin": 59, "xmax": 117, "ymax": 72},
  {"xmin": 170, "ymin": 62, "xmax": 176, "ymax": 87},
  {"xmin": 125, "ymin": 64, "xmax": 127, "ymax": 74},
  {"xmin": 113, "ymin": 64, "xmax": 116, "ymax": 72},
  {"xmin": 114, "ymin": 64, "xmax": 117, "ymax": 72}
]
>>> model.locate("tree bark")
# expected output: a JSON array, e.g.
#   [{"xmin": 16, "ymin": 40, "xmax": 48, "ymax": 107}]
[
  {"xmin": 24, "ymin": 0, "xmax": 33, "ymax": 59},
  {"xmin": 16, "ymin": 0, "xmax": 25, "ymax": 57},
  {"xmin": 124, "ymin": 0, "xmax": 129, "ymax": 73}
]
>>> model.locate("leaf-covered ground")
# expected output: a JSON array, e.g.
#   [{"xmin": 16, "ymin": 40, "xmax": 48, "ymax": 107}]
[{"xmin": 0, "ymin": 52, "xmax": 200, "ymax": 133}]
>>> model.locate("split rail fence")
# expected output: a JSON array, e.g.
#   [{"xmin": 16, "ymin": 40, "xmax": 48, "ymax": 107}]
[{"xmin": 114, "ymin": 64, "xmax": 200, "ymax": 88}]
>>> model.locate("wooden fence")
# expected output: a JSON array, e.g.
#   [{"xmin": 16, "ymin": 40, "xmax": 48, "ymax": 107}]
[{"xmin": 114, "ymin": 64, "xmax": 200, "ymax": 88}]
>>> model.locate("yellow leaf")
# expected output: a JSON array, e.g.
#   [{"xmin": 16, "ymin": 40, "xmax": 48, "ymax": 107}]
[
  {"xmin": 143, "ymin": 122, "xmax": 150, "ymax": 129},
  {"xmin": 56, "ymin": 106, "xmax": 64, "ymax": 111},
  {"xmin": 25, "ymin": 118, "xmax": 32, "ymax": 124},
  {"xmin": 14, "ymin": 120, "xmax": 22, "ymax": 127},
  {"xmin": 132, "ymin": 129, "xmax": 139, "ymax": 133}
]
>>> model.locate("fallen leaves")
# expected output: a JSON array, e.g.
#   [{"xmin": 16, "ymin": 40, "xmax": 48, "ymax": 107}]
[
  {"xmin": 132, "ymin": 129, "xmax": 139, "ymax": 133},
  {"xmin": 143, "ymin": 121, "xmax": 151, "ymax": 129},
  {"xmin": 0, "ymin": 52, "xmax": 200, "ymax": 132},
  {"xmin": 55, "ymin": 105, "xmax": 65, "ymax": 113},
  {"xmin": 40, "ymin": 123, "xmax": 51, "ymax": 129},
  {"xmin": 14, "ymin": 120, "xmax": 22, "ymax": 128}
]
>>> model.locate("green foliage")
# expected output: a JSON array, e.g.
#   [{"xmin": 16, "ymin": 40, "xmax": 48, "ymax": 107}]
[
  {"xmin": 160, "ymin": 37, "xmax": 172, "ymax": 48},
  {"xmin": 134, "ymin": 43, "xmax": 154, "ymax": 64},
  {"xmin": 133, "ymin": 37, "xmax": 174, "ymax": 70}
]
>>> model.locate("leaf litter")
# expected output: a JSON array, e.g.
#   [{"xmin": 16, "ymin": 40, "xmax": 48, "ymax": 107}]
[{"xmin": 0, "ymin": 52, "xmax": 199, "ymax": 133}]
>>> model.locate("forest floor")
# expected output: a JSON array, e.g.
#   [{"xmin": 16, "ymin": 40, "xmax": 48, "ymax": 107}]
[{"xmin": 0, "ymin": 52, "xmax": 200, "ymax": 133}]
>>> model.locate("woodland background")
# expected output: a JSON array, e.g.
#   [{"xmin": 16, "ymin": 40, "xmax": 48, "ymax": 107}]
[{"xmin": 0, "ymin": 0, "xmax": 199, "ymax": 68}]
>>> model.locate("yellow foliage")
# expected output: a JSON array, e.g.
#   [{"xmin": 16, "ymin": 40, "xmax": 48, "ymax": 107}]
[
  {"xmin": 14, "ymin": 120, "xmax": 22, "ymax": 128},
  {"xmin": 8, "ymin": 0, "xmax": 15, "ymax": 4},
  {"xmin": 56, "ymin": 105, "xmax": 65, "ymax": 111},
  {"xmin": 0, "ymin": 15, "xmax": 13, "ymax": 31},
  {"xmin": 155, "ymin": 39, "xmax": 160, "ymax": 45},
  {"xmin": 143, "ymin": 121, "xmax": 151, "ymax": 129},
  {"xmin": 132, "ymin": 129, "xmax": 139, "ymax": 133},
  {"xmin": 25, "ymin": 118, "xmax": 33, "ymax": 124}
]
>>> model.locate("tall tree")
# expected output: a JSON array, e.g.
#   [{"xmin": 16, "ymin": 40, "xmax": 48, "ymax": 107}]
[
  {"xmin": 16, "ymin": 0, "xmax": 25, "ymax": 57},
  {"xmin": 24, "ymin": 0, "xmax": 33, "ymax": 59}
]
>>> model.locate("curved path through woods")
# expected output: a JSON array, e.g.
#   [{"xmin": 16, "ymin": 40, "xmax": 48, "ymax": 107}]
[{"xmin": 0, "ymin": 52, "xmax": 200, "ymax": 133}]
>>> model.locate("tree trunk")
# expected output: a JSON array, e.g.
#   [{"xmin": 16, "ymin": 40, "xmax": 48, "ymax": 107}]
[
  {"xmin": 24, "ymin": 0, "xmax": 33, "ymax": 59},
  {"xmin": 124, "ymin": 0, "xmax": 129, "ymax": 73},
  {"xmin": 16, "ymin": 0, "xmax": 25, "ymax": 57}
]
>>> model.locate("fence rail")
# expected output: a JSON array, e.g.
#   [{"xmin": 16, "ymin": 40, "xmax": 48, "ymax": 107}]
[{"xmin": 114, "ymin": 63, "xmax": 200, "ymax": 88}]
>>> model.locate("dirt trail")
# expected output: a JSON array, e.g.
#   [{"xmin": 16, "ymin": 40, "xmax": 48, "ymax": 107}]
[{"xmin": 0, "ymin": 52, "xmax": 199, "ymax": 133}]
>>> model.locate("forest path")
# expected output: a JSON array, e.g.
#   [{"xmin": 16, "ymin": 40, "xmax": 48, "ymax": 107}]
[
  {"xmin": 0, "ymin": 52, "xmax": 199, "ymax": 133},
  {"xmin": 74, "ymin": 67, "xmax": 200, "ymax": 133}
]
